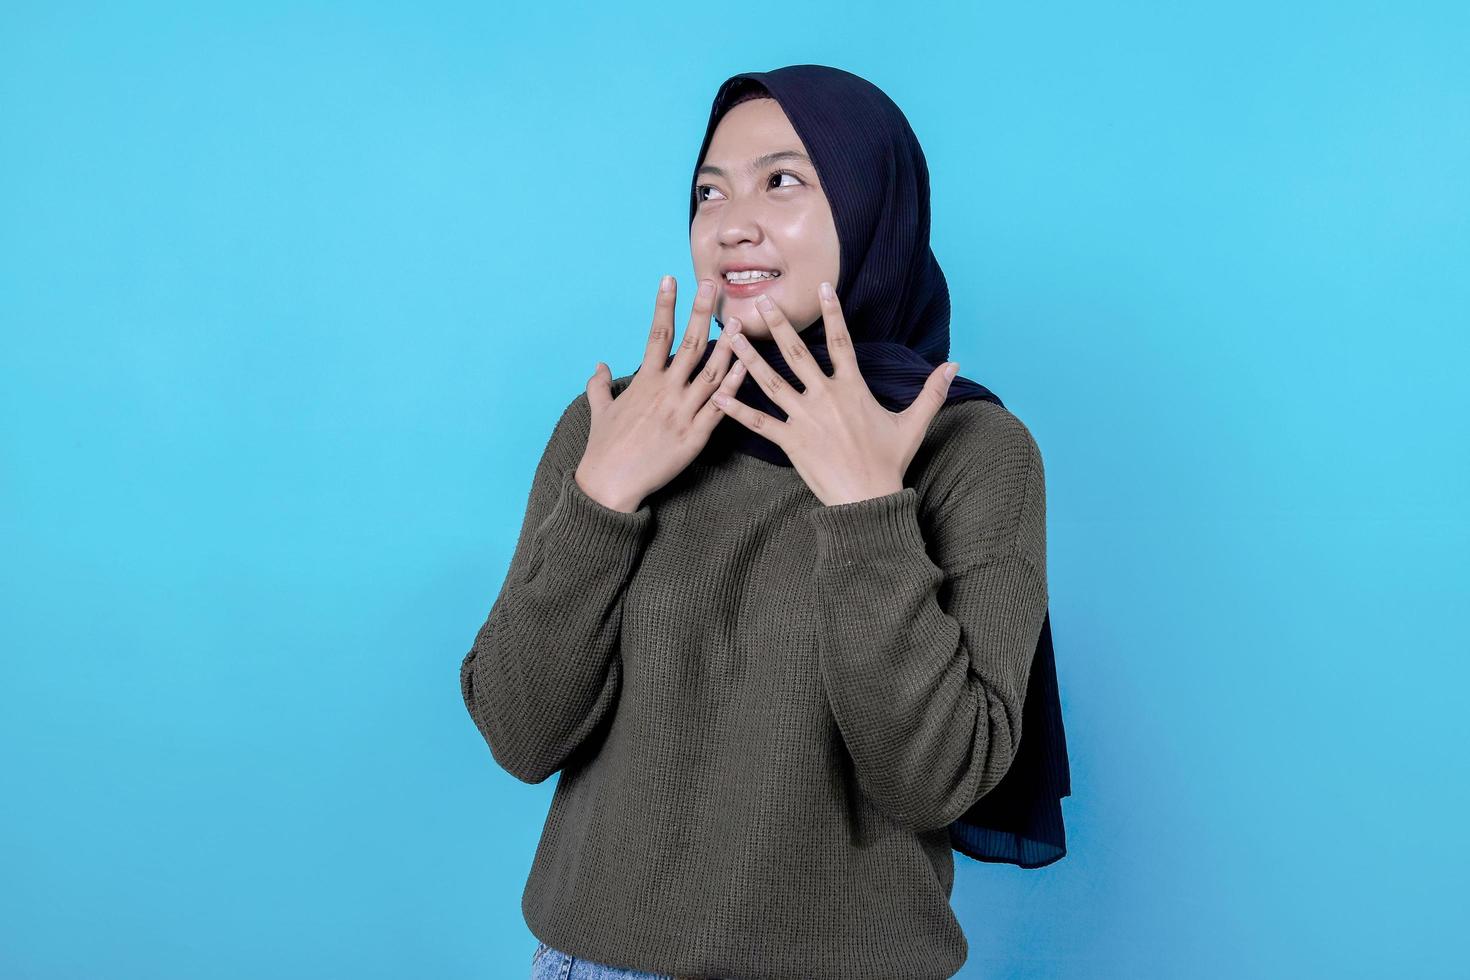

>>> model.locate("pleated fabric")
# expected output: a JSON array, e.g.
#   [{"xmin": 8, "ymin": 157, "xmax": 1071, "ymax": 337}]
[{"xmin": 682, "ymin": 64, "xmax": 1071, "ymax": 868}]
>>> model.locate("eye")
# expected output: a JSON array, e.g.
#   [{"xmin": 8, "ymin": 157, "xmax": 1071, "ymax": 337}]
[{"xmin": 695, "ymin": 169, "xmax": 806, "ymax": 204}]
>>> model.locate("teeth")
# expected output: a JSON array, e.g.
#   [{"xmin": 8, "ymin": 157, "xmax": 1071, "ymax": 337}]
[{"xmin": 725, "ymin": 270, "xmax": 781, "ymax": 282}]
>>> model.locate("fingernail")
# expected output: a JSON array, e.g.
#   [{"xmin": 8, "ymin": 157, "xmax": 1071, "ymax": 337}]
[
  {"xmin": 755, "ymin": 294, "xmax": 773, "ymax": 310},
  {"xmin": 699, "ymin": 279, "xmax": 714, "ymax": 297},
  {"xmin": 732, "ymin": 332, "xmax": 750, "ymax": 350},
  {"xmin": 660, "ymin": 275, "xmax": 674, "ymax": 293},
  {"xmin": 713, "ymin": 391, "xmax": 729, "ymax": 407},
  {"xmin": 820, "ymin": 281, "xmax": 834, "ymax": 300},
  {"xmin": 727, "ymin": 317, "xmax": 742, "ymax": 331},
  {"xmin": 944, "ymin": 362, "xmax": 959, "ymax": 380}
]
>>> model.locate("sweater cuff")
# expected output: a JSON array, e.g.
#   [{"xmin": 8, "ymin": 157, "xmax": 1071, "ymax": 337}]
[
  {"xmin": 535, "ymin": 469, "xmax": 653, "ymax": 559},
  {"xmin": 806, "ymin": 486, "xmax": 929, "ymax": 567}
]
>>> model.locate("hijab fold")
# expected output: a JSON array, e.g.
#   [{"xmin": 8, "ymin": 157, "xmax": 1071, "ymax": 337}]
[{"xmin": 683, "ymin": 65, "xmax": 1071, "ymax": 868}]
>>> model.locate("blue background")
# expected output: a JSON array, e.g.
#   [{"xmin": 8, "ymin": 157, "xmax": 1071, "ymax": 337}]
[{"xmin": 2, "ymin": 2, "xmax": 1465, "ymax": 978}]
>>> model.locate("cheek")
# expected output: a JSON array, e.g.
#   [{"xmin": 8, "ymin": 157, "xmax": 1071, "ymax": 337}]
[
  {"xmin": 776, "ymin": 211, "xmax": 838, "ymax": 271},
  {"xmin": 689, "ymin": 226, "xmax": 716, "ymax": 262}
]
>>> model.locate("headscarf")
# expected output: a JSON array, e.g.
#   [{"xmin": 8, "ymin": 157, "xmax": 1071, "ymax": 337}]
[{"xmin": 676, "ymin": 64, "xmax": 1071, "ymax": 868}]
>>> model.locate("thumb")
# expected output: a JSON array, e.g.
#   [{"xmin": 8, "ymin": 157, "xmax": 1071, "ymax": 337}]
[
  {"xmin": 906, "ymin": 361, "xmax": 959, "ymax": 435},
  {"xmin": 586, "ymin": 361, "xmax": 613, "ymax": 414}
]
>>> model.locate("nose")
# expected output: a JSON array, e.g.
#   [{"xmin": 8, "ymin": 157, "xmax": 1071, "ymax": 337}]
[{"xmin": 715, "ymin": 196, "xmax": 766, "ymax": 247}]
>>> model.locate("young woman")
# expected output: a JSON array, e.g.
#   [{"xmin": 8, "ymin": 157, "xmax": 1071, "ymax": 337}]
[{"xmin": 461, "ymin": 64, "xmax": 1071, "ymax": 980}]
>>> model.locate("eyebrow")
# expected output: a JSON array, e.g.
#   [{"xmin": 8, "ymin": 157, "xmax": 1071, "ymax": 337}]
[{"xmin": 697, "ymin": 150, "xmax": 814, "ymax": 179}]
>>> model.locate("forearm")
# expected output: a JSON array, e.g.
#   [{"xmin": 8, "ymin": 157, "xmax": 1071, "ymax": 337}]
[
  {"xmin": 808, "ymin": 487, "xmax": 1048, "ymax": 832},
  {"xmin": 461, "ymin": 469, "xmax": 651, "ymax": 782}
]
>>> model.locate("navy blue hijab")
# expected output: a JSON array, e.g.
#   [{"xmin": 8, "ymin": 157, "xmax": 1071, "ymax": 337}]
[{"xmin": 683, "ymin": 65, "xmax": 1071, "ymax": 868}]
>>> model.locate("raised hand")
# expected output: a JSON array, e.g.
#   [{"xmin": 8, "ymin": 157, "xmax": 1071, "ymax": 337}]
[
  {"xmin": 712, "ymin": 282, "xmax": 959, "ymax": 506},
  {"xmin": 575, "ymin": 276, "xmax": 748, "ymax": 512}
]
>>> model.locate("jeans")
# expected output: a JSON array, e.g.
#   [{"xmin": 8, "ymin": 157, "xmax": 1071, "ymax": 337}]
[{"xmin": 529, "ymin": 940, "xmax": 706, "ymax": 980}]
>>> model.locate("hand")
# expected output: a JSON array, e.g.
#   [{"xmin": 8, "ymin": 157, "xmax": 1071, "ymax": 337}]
[
  {"xmin": 712, "ymin": 283, "xmax": 959, "ymax": 507},
  {"xmin": 575, "ymin": 276, "xmax": 748, "ymax": 512}
]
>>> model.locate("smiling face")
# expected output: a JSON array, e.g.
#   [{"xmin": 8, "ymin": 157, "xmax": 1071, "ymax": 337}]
[{"xmin": 691, "ymin": 97, "xmax": 841, "ymax": 341}]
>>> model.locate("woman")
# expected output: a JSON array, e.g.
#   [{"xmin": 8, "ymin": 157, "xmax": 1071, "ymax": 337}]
[{"xmin": 461, "ymin": 64, "xmax": 1071, "ymax": 980}]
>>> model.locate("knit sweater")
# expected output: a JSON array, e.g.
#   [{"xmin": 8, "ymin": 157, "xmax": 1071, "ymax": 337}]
[{"xmin": 460, "ymin": 372, "xmax": 1049, "ymax": 980}]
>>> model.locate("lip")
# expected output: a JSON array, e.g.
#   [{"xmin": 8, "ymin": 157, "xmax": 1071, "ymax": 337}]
[{"xmin": 720, "ymin": 271, "xmax": 783, "ymax": 298}]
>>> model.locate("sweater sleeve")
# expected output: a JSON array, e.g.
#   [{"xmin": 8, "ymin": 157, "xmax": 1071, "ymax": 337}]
[
  {"xmin": 804, "ymin": 407, "xmax": 1048, "ymax": 833},
  {"xmin": 460, "ymin": 391, "xmax": 653, "ymax": 784}
]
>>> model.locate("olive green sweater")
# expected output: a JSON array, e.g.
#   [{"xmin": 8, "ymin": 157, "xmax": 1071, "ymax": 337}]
[{"xmin": 460, "ymin": 373, "xmax": 1049, "ymax": 980}]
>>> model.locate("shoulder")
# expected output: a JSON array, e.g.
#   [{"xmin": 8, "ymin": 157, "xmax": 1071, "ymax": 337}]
[
  {"xmin": 912, "ymin": 397, "xmax": 1047, "ymax": 567},
  {"xmin": 915, "ymin": 397, "xmax": 1044, "ymax": 496},
  {"xmin": 542, "ymin": 370, "xmax": 640, "ymax": 471}
]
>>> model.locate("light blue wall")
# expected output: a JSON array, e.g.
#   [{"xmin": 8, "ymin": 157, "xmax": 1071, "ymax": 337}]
[{"xmin": 2, "ymin": 2, "xmax": 1465, "ymax": 977}]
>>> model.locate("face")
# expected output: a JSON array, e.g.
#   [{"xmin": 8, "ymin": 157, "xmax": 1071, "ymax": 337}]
[{"xmin": 691, "ymin": 98, "xmax": 841, "ymax": 341}]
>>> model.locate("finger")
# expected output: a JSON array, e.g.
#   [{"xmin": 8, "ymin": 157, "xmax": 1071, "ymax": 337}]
[
  {"xmin": 900, "ymin": 361, "xmax": 959, "ymax": 436},
  {"xmin": 587, "ymin": 361, "xmax": 613, "ymax": 414},
  {"xmin": 728, "ymin": 323, "xmax": 801, "ymax": 417},
  {"xmin": 752, "ymin": 293, "xmax": 826, "ymax": 393},
  {"xmin": 682, "ymin": 328, "xmax": 736, "ymax": 423},
  {"xmin": 640, "ymin": 274, "xmax": 679, "ymax": 374},
  {"xmin": 711, "ymin": 372, "xmax": 788, "ymax": 446},
  {"xmin": 688, "ymin": 315, "xmax": 741, "ymax": 393},
  {"xmin": 691, "ymin": 346, "xmax": 747, "ymax": 434},
  {"xmin": 816, "ymin": 281, "xmax": 861, "ymax": 379},
  {"xmin": 679, "ymin": 317, "xmax": 738, "ymax": 420},
  {"xmin": 668, "ymin": 277, "xmax": 718, "ymax": 377}
]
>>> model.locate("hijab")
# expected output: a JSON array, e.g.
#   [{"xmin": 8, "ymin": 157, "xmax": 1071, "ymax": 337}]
[{"xmin": 680, "ymin": 64, "xmax": 1071, "ymax": 868}]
